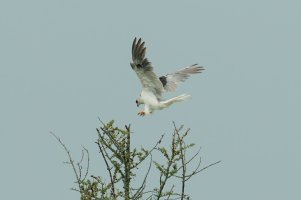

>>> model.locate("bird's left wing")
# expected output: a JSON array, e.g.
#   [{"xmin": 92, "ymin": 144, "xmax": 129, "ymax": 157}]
[{"xmin": 130, "ymin": 38, "xmax": 164, "ymax": 99}]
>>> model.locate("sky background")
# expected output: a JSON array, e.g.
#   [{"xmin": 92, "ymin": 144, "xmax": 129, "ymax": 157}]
[{"xmin": 1, "ymin": 0, "xmax": 300, "ymax": 199}]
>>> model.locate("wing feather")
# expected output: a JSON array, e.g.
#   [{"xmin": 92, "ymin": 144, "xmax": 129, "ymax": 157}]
[{"xmin": 131, "ymin": 38, "xmax": 163, "ymax": 99}]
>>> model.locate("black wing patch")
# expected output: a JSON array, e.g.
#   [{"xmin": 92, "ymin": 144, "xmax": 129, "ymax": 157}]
[{"xmin": 159, "ymin": 76, "xmax": 167, "ymax": 87}]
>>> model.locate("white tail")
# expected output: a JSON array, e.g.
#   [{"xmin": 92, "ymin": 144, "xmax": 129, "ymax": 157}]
[{"xmin": 160, "ymin": 94, "xmax": 191, "ymax": 109}]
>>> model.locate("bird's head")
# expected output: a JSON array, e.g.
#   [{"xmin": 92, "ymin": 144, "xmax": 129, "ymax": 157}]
[{"xmin": 135, "ymin": 98, "xmax": 143, "ymax": 107}]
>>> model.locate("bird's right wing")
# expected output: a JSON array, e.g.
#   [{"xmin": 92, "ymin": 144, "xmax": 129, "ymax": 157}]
[
  {"xmin": 130, "ymin": 38, "xmax": 164, "ymax": 99},
  {"xmin": 159, "ymin": 64, "xmax": 204, "ymax": 92}
]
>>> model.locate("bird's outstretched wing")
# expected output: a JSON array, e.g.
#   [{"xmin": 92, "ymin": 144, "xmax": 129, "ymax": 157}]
[
  {"xmin": 130, "ymin": 38, "xmax": 164, "ymax": 99},
  {"xmin": 159, "ymin": 64, "xmax": 204, "ymax": 92}
]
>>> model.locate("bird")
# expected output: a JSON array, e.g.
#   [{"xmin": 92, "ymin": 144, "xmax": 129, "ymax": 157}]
[{"xmin": 130, "ymin": 37, "xmax": 204, "ymax": 116}]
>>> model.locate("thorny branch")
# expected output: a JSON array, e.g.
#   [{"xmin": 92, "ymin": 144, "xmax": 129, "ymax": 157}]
[{"xmin": 52, "ymin": 120, "xmax": 221, "ymax": 200}]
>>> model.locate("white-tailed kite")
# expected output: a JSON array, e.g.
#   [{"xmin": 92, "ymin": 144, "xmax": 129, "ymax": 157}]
[{"xmin": 130, "ymin": 38, "xmax": 204, "ymax": 116}]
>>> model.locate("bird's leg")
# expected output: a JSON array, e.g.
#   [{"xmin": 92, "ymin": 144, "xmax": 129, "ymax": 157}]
[
  {"xmin": 138, "ymin": 111, "xmax": 145, "ymax": 116},
  {"xmin": 138, "ymin": 105, "xmax": 149, "ymax": 116}
]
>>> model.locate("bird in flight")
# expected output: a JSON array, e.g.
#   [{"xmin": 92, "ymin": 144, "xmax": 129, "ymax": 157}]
[{"xmin": 130, "ymin": 38, "xmax": 204, "ymax": 116}]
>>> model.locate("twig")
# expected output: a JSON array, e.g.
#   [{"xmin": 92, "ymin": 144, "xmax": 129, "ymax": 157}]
[
  {"xmin": 50, "ymin": 132, "xmax": 81, "ymax": 190},
  {"xmin": 123, "ymin": 124, "xmax": 131, "ymax": 200},
  {"xmin": 132, "ymin": 155, "xmax": 153, "ymax": 200},
  {"xmin": 156, "ymin": 132, "xmax": 177, "ymax": 200},
  {"xmin": 96, "ymin": 140, "xmax": 116, "ymax": 199},
  {"xmin": 133, "ymin": 134, "xmax": 165, "ymax": 168}
]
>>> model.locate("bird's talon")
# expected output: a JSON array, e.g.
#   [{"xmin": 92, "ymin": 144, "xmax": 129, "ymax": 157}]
[{"xmin": 138, "ymin": 111, "xmax": 145, "ymax": 116}]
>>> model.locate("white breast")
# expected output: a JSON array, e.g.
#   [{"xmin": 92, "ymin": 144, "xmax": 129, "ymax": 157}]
[{"xmin": 141, "ymin": 89, "xmax": 159, "ymax": 106}]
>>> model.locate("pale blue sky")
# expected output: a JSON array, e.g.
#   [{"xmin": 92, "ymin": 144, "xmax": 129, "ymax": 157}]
[{"xmin": 0, "ymin": 0, "xmax": 300, "ymax": 199}]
